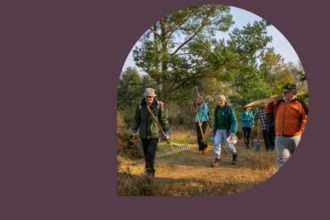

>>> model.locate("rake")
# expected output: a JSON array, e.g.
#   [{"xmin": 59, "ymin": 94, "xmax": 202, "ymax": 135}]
[{"xmin": 145, "ymin": 106, "xmax": 190, "ymax": 158}]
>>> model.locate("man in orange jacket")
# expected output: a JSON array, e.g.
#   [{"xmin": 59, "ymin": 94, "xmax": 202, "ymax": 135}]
[{"xmin": 266, "ymin": 83, "xmax": 308, "ymax": 170}]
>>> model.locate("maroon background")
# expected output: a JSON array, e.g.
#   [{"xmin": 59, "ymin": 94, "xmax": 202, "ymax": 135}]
[{"xmin": 1, "ymin": 0, "xmax": 329, "ymax": 219}]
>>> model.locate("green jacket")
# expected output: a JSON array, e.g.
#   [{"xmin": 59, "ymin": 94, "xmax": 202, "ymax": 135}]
[
  {"xmin": 212, "ymin": 103, "xmax": 238, "ymax": 137},
  {"xmin": 132, "ymin": 98, "xmax": 169, "ymax": 139}
]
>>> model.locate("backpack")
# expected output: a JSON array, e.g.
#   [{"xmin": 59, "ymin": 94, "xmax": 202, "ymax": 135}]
[{"xmin": 266, "ymin": 100, "xmax": 283, "ymax": 136}]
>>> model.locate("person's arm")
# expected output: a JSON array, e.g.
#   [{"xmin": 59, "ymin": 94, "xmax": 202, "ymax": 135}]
[
  {"xmin": 265, "ymin": 102, "xmax": 275, "ymax": 114},
  {"xmin": 250, "ymin": 111, "xmax": 255, "ymax": 126},
  {"xmin": 300, "ymin": 104, "xmax": 308, "ymax": 134},
  {"xmin": 254, "ymin": 109, "xmax": 259, "ymax": 119},
  {"xmin": 230, "ymin": 110, "xmax": 238, "ymax": 135},
  {"xmin": 158, "ymin": 104, "xmax": 169, "ymax": 133},
  {"xmin": 212, "ymin": 108, "xmax": 216, "ymax": 130},
  {"xmin": 132, "ymin": 104, "xmax": 141, "ymax": 132},
  {"xmin": 204, "ymin": 105, "xmax": 209, "ymax": 121}
]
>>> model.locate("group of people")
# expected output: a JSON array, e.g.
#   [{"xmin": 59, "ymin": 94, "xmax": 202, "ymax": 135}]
[{"xmin": 131, "ymin": 83, "xmax": 308, "ymax": 177}]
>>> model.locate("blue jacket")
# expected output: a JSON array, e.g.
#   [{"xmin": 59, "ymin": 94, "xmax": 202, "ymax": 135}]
[
  {"xmin": 240, "ymin": 110, "xmax": 254, "ymax": 128},
  {"xmin": 195, "ymin": 104, "xmax": 209, "ymax": 122},
  {"xmin": 212, "ymin": 103, "xmax": 238, "ymax": 137}
]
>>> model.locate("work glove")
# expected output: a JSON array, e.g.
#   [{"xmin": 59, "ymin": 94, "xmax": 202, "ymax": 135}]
[
  {"xmin": 132, "ymin": 130, "xmax": 137, "ymax": 135},
  {"xmin": 164, "ymin": 131, "xmax": 170, "ymax": 140}
]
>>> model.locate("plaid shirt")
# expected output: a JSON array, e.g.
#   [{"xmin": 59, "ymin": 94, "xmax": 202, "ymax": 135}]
[{"xmin": 254, "ymin": 108, "xmax": 268, "ymax": 130}]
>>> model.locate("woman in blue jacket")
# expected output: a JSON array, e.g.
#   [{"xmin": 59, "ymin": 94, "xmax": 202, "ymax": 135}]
[
  {"xmin": 240, "ymin": 106, "xmax": 254, "ymax": 149},
  {"xmin": 195, "ymin": 96, "xmax": 209, "ymax": 154}
]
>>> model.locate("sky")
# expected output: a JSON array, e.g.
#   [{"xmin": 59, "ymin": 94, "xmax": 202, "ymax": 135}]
[{"xmin": 122, "ymin": 6, "xmax": 300, "ymax": 74}]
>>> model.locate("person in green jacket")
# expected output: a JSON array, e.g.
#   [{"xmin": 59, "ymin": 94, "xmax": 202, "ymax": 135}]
[
  {"xmin": 132, "ymin": 88, "xmax": 169, "ymax": 178},
  {"xmin": 211, "ymin": 95, "xmax": 238, "ymax": 167}
]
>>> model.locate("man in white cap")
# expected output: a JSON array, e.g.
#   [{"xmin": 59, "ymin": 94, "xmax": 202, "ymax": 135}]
[{"xmin": 132, "ymin": 88, "xmax": 170, "ymax": 177}]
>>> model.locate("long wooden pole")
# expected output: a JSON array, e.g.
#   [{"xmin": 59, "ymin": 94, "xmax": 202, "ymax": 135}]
[
  {"xmin": 245, "ymin": 88, "xmax": 308, "ymax": 108},
  {"xmin": 146, "ymin": 106, "xmax": 174, "ymax": 150}
]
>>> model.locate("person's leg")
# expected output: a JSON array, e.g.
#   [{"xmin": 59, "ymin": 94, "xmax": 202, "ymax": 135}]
[
  {"xmin": 141, "ymin": 138, "xmax": 149, "ymax": 169},
  {"xmin": 201, "ymin": 122, "xmax": 208, "ymax": 152},
  {"xmin": 262, "ymin": 130, "xmax": 270, "ymax": 151},
  {"xmin": 196, "ymin": 122, "xmax": 203, "ymax": 152},
  {"xmin": 221, "ymin": 130, "xmax": 238, "ymax": 164},
  {"xmin": 246, "ymin": 127, "xmax": 251, "ymax": 149},
  {"xmin": 269, "ymin": 132, "xmax": 275, "ymax": 151},
  {"xmin": 243, "ymin": 127, "xmax": 248, "ymax": 149},
  {"xmin": 211, "ymin": 129, "xmax": 222, "ymax": 167},
  {"xmin": 221, "ymin": 130, "xmax": 237, "ymax": 154},
  {"xmin": 146, "ymin": 138, "xmax": 158, "ymax": 177},
  {"xmin": 213, "ymin": 129, "xmax": 223, "ymax": 157},
  {"xmin": 275, "ymin": 136, "xmax": 291, "ymax": 170},
  {"xmin": 289, "ymin": 135, "xmax": 301, "ymax": 155}
]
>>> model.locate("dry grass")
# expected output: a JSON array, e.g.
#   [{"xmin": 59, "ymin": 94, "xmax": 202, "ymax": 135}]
[{"xmin": 167, "ymin": 125, "xmax": 195, "ymax": 140}]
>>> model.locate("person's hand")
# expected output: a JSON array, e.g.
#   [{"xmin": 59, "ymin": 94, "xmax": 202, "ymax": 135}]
[
  {"xmin": 132, "ymin": 130, "xmax": 137, "ymax": 135},
  {"xmin": 251, "ymin": 125, "xmax": 254, "ymax": 128},
  {"xmin": 194, "ymin": 109, "xmax": 197, "ymax": 113},
  {"xmin": 211, "ymin": 128, "xmax": 214, "ymax": 132},
  {"xmin": 200, "ymin": 122, "xmax": 203, "ymax": 125},
  {"xmin": 230, "ymin": 133, "xmax": 235, "ymax": 137}
]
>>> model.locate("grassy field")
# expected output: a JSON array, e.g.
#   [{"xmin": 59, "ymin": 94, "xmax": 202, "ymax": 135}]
[{"xmin": 117, "ymin": 128, "xmax": 277, "ymax": 196}]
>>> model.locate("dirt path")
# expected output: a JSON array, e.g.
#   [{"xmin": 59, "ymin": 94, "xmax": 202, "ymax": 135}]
[{"xmin": 128, "ymin": 139, "xmax": 277, "ymax": 186}]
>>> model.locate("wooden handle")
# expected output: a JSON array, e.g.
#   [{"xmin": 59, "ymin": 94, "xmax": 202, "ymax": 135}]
[
  {"xmin": 245, "ymin": 88, "xmax": 309, "ymax": 107},
  {"xmin": 195, "ymin": 111, "xmax": 206, "ymax": 143},
  {"xmin": 146, "ymin": 106, "xmax": 173, "ymax": 150}
]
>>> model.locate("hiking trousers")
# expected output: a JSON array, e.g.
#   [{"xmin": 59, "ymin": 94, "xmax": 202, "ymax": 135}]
[
  {"xmin": 214, "ymin": 129, "xmax": 237, "ymax": 157},
  {"xmin": 141, "ymin": 138, "xmax": 158, "ymax": 174},
  {"xmin": 275, "ymin": 135, "xmax": 301, "ymax": 170},
  {"xmin": 196, "ymin": 122, "xmax": 207, "ymax": 151},
  {"xmin": 262, "ymin": 129, "xmax": 275, "ymax": 150}
]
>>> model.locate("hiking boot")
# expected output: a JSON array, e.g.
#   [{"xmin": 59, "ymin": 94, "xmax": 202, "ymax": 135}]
[
  {"xmin": 203, "ymin": 146, "xmax": 209, "ymax": 153},
  {"xmin": 232, "ymin": 153, "xmax": 238, "ymax": 164},
  {"xmin": 211, "ymin": 158, "xmax": 221, "ymax": 167},
  {"xmin": 198, "ymin": 150, "xmax": 203, "ymax": 154},
  {"xmin": 146, "ymin": 168, "xmax": 155, "ymax": 178}
]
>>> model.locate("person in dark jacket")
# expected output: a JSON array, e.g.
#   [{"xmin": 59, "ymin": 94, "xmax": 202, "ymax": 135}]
[
  {"xmin": 240, "ymin": 107, "xmax": 254, "ymax": 149},
  {"xmin": 254, "ymin": 106, "xmax": 275, "ymax": 152},
  {"xmin": 211, "ymin": 95, "xmax": 238, "ymax": 167},
  {"xmin": 132, "ymin": 88, "xmax": 169, "ymax": 177},
  {"xmin": 194, "ymin": 96, "xmax": 209, "ymax": 154}
]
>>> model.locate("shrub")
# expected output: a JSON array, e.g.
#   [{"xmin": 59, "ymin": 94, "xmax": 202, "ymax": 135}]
[
  {"xmin": 117, "ymin": 132, "xmax": 144, "ymax": 160},
  {"xmin": 117, "ymin": 168, "xmax": 159, "ymax": 196}
]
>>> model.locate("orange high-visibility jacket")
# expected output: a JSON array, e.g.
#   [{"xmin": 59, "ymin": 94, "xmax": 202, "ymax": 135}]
[{"xmin": 265, "ymin": 99, "xmax": 308, "ymax": 136}]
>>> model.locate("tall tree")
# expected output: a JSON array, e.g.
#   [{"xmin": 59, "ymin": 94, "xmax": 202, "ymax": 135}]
[
  {"xmin": 117, "ymin": 67, "xmax": 144, "ymax": 109},
  {"xmin": 133, "ymin": 5, "xmax": 234, "ymax": 114}
]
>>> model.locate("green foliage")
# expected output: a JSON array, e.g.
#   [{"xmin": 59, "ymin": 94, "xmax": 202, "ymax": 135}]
[
  {"xmin": 117, "ymin": 132, "xmax": 144, "ymax": 160},
  {"xmin": 119, "ymin": 6, "xmax": 309, "ymax": 133},
  {"xmin": 117, "ymin": 67, "xmax": 156, "ymax": 110}
]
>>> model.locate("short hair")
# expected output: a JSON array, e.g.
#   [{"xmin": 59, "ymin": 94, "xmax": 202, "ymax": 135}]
[{"xmin": 217, "ymin": 95, "xmax": 226, "ymax": 100}]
